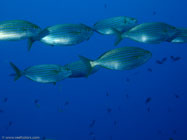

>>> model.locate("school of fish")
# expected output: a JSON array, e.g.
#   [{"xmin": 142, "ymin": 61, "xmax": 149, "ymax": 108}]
[{"xmin": 0, "ymin": 17, "xmax": 185, "ymax": 84}]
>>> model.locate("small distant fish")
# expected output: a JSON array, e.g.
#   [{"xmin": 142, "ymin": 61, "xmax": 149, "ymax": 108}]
[
  {"xmin": 118, "ymin": 106, "xmax": 121, "ymax": 111},
  {"xmin": 104, "ymin": 3, "xmax": 107, "ymax": 8},
  {"xmin": 145, "ymin": 97, "xmax": 152, "ymax": 104},
  {"xmin": 39, "ymin": 24, "xmax": 94, "ymax": 47},
  {"xmin": 106, "ymin": 92, "xmax": 109, "ymax": 96},
  {"xmin": 114, "ymin": 120, "xmax": 117, "ymax": 126},
  {"xmin": 162, "ymin": 57, "xmax": 167, "ymax": 62},
  {"xmin": 89, "ymin": 120, "xmax": 96, "ymax": 128},
  {"xmin": 89, "ymin": 131, "xmax": 95, "ymax": 136},
  {"xmin": 34, "ymin": 99, "xmax": 40, "ymax": 108},
  {"xmin": 125, "ymin": 94, "xmax": 129, "ymax": 99},
  {"xmin": 118, "ymin": 22, "xmax": 178, "ymax": 45},
  {"xmin": 64, "ymin": 101, "xmax": 69, "ymax": 106},
  {"xmin": 3, "ymin": 97, "xmax": 8, "ymax": 103},
  {"xmin": 79, "ymin": 47, "xmax": 152, "ymax": 75},
  {"xmin": 173, "ymin": 130, "xmax": 177, "ymax": 134},
  {"xmin": 174, "ymin": 94, "xmax": 180, "ymax": 99},
  {"xmin": 8, "ymin": 121, "xmax": 13, "ymax": 127},
  {"xmin": 153, "ymin": 11, "xmax": 157, "ymax": 15},
  {"xmin": 147, "ymin": 107, "xmax": 151, "ymax": 112},
  {"xmin": 156, "ymin": 57, "xmax": 167, "ymax": 64},
  {"xmin": 9, "ymin": 62, "xmax": 72, "ymax": 84},
  {"xmin": 126, "ymin": 77, "xmax": 130, "ymax": 82},
  {"xmin": 0, "ymin": 109, "xmax": 4, "ymax": 113},
  {"xmin": 170, "ymin": 56, "xmax": 181, "ymax": 62},
  {"xmin": 107, "ymin": 108, "xmax": 112, "ymax": 113},
  {"xmin": 147, "ymin": 68, "xmax": 152, "ymax": 72},
  {"xmin": 169, "ymin": 138, "xmax": 174, "ymax": 140},
  {"xmin": 156, "ymin": 60, "xmax": 163, "ymax": 64}
]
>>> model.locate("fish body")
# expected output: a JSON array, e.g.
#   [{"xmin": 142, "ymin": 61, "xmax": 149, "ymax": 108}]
[
  {"xmin": 122, "ymin": 22, "xmax": 178, "ymax": 44},
  {"xmin": 0, "ymin": 20, "xmax": 41, "ymax": 41},
  {"xmin": 79, "ymin": 46, "xmax": 152, "ymax": 74},
  {"xmin": 170, "ymin": 28, "xmax": 187, "ymax": 43},
  {"xmin": 10, "ymin": 62, "xmax": 72, "ymax": 84},
  {"xmin": 40, "ymin": 24, "xmax": 94, "ymax": 46},
  {"xmin": 93, "ymin": 16, "xmax": 137, "ymax": 35},
  {"xmin": 64, "ymin": 60, "xmax": 100, "ymax": 78}
]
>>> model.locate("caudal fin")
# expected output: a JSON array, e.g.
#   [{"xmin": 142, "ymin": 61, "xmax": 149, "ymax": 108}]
[
  {"xmin": 27, "ymin": 38, "xmax": 35, "ymax": 51},
  {"xmin": 112, "ymin": 28, "xmax": 123, "ymax": 46},
  {"xmin": 9, "ymin": 62, "xmax": 22, "ymax": 81},
  {"xmin": 78, "ymin": 55, "xmax": 93, "ymax": 77}
]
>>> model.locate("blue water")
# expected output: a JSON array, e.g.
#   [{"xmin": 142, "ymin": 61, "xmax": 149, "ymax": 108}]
[{"xmin": 0, "ymin": 0, "xmax": 187, "ymax": 140}]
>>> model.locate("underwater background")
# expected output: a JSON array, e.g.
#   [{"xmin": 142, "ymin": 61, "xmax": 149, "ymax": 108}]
[{"xmin": 0, "ymin": 0, "xmax": 187, "ymax": 140}]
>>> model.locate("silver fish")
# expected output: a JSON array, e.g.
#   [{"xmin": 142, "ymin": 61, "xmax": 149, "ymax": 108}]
[
  {"xmin": 115, "ymin": 22, "xmax": 178, "ymax": 45},
  {"xmin": 64, "ymin": 60, "xmax": 100, "ymax": 78},
  {"xmin": 169, "ymin": 28, "xmax": 187, "ymax": 43},
  {"xmin": 10, "ymin": 62, "xmax": 72, "ymax": 84},
  {"xmin": 39, "ymin": 24, "xmax": 94, "ymax": 47},
  {"xmin": 93, "ymin": 16, "xmax": 137, "ymax": 35},
  {"xmin": 79, "ymin": 46, "xmax": 152, "ymax": 73},
  {"xmin": 0, "ymin": 20, "xmax": 41, "ymax": 49}
]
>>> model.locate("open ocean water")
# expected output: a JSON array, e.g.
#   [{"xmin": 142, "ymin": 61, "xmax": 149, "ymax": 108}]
[{"xmin": 0, "ymin": 0, "xmax": 187, "ymax": 140}]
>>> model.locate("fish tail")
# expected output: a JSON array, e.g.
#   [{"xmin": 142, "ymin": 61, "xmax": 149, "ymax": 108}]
[
  {"xmin": 9, "ymin": 62, "xmax": 22, "ymax": 81},
  {"xmin": 78, "ymin": 55, "xmax": 93, "ymax": 77},
  {"xmin": 112, "ymin": 28, "xmax": 123, "ymax": 46},
  {"xmin": 27, "ymin": 37, "xmax": 35, "ymax": 51}
]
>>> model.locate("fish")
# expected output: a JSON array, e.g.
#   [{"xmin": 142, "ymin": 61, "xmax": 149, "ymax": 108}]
[
  {"xmin": 147, "ymin": 107, "xmax": 151, "ymax": 112},
  {"xmin": 89, "ymin": 120, "xmax": 96, "ymax": 128},
  {"xmin": 173, "ymin": 130, "xmax": 177, "ymax": 134},
  {"xmin": 174, "ymin": 94, "xmax": 180, "ymax": 99},
  {"xmin": 169, "ymin": 28, "xmax": 187, "ymax": 43},
  {"xmin": 64, "ymin": 101, "xmax": 69, "ymax": 106},
  {"xmin": 104, "ymin": 4, "xmax": 108, "ymax": 8},
  {"xmin": 64, "ymin": 60, "xmax": 100, "ymax": 78},
  {"xmin": 93, "ymin": 16, "xmax": 137, "ymax": 45},
  {"xmin": 115, "ymin": 22, "xmax": 178, "ymax": 45},
  {"xmin": 89, "ymin": 131, "xmax": 95, "ymax": 136},
  {"xmin": 79, "ymin": 46, "xmax": 152, "ymax": 74},
  {"xmin": 9, "ymin": 62, "xmax": 72, "ymax": 84},
  {"xmin": 156, "ymin": 60, "xmax": 163, "ymax": 64},
  {"xmin": 34, "ymin": 99, "xmax": 40, "ymax": 108},
  {"xmin": 125, "ymin": 94, "xmax": 129, "ymax": 99},
  {"xmin": 39, "ymin": 24, "xmax": 94, "ymax": 47},
  {"xmin": 0, "ymin": 109, "xmax": 4, "ymax": 113},
  {"xmin": 106, "ymin": 92, "xmax": 109, "ymax": 96},
  {"xmin": 126, "ymin": 77, "xmax": 130, "ymax": 82},
  {"xmin": 107, "ymin": 108, "xmax": 112, "ymax": 113},
  {"xmin": 93, "ymin": 16, "xmax": 137, "ymax": 35},
  {"xmin": 153, "ymin": 11, "xmax": 157, "ymax": 15},
  {"xmin": 114, "ymin": 120, "xmax": 117, "ymax": 126},
  {"xmin": 147, "ymin": 68, "xmax": 152, "ymax": 72},
  {"xmin": 0, "ymin": 20, "xmax": 41, "ymax": 50},
  {"xmin": 145, "ymin": 97, "xmax": 152, "ymax": 104},
  {"xmin": 162, "ymin": 57, "xmax": 167, "ymax": 62},
  {"xmin": 156, "ymin": 57, "xmax": 167, "ymax": 64},
  {"xmin": 170, "ymin": 56, "xmax": 181, "ymax": 62},
  {"xmin": 3, "ymin": 97, "xmax": 8, "ymax": 103}
]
